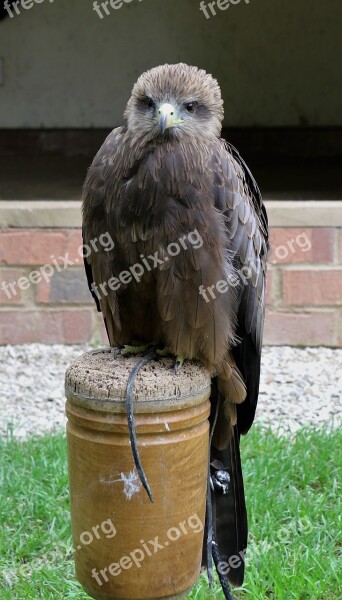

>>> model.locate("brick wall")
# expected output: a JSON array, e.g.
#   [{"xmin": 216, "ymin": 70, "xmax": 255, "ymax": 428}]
[
  {"xmin": 0, "ymin": 213, "xmax": 342, "ymax": 347},
  {"xmin": 265, "ymin": 228, "xmax": 342, "ymax": 346},
  {"xmin": 0, "ymin": 228, "xmax": 105, "ymax": 345}
]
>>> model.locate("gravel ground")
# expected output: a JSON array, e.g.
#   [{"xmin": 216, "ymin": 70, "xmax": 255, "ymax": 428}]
[{"xmin": 0, "ymin": 344, "xmax": 341, "ymax": 440}]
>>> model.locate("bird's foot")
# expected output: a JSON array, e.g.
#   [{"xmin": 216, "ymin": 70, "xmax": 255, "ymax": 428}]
[
  {"xmin": 155, "ymin": 348, "xmax": 184, "ymax": 373},
  {"xmin": 117, "ymin": 344, "xmax": 185, "ymax": 373},
  {"xmin": 118, "ymin": 343, "xmax": 150, "ymax": 356}
]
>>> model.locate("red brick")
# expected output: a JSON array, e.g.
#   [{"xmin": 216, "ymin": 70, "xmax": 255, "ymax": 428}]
[
  {"xmin": 65, "ymin": 230, "xmax": 83, "ymax": 264},
  {"xmin": 339, "ymin": 229, "xmax": 342, "ymax": 263},
  {"xmin": 264, "ymin": 309, "xmax": 336, "ymax": 346},
  {"xmin": 0, "ymin": 269, "xmax": 24, "ymax": 304},
  {"xmin": 0, "ymin": 310, "xmax": 94, "ymax": 345},
  {"xmin": 0, "ymin": 229, "xmax": 82, "ymax": 266},
  {"xmin": 265, "ymin": 269, "xmax": 273, "ymax": 305},
  {"xmin": 336, "ymin": 311, "xmax": 342, "ymax": 347},
  {"xmin": 35, "ymin": 279, "xmax": 50, "ymax": 303},
  {"xmin": 283, "ymin": 269, "xmax": 342, "ymax": 306},
  {"xmin": 269, "ymin": 228, "xmax": 334, "ymax": 265}
]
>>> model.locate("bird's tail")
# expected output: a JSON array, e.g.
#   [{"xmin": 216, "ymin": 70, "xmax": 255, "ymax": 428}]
[
  {"xmin": 202, "ymin": 380, "xmax": 248, "ymax": 592},
  {"xmin": 211, "ymin": 425, "xmax": 247, "ymax": 586}
]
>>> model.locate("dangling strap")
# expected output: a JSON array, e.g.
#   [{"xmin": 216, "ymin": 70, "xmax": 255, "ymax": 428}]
[{"xmin": 125, "ymin": 348, "xmax": 157, "ymax": 502}]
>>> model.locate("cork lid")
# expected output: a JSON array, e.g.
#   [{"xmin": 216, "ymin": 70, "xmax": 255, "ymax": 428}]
[{"xmin": 65, "ymin": 348, "xmax": 211, "ymax": 414}]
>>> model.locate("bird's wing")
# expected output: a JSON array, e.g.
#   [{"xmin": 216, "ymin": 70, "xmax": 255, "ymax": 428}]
[
  {"xmin": 204, "ymin": 140, "xmax": 268, "ymax": 588},
  {"xmin": 213, "ymin": 139, "xmax": 269, "ymax": 435},
  {"xmin": 81, "ymin": 128, "xmax": 126, "ymax": 344}
]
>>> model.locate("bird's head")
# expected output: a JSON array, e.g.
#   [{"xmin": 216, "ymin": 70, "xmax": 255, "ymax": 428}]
[{"xmin": 124, "ymin": 63, "xmax": 224, "ymax": 142}]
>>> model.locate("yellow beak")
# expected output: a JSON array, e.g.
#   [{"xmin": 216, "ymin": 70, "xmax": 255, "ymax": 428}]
[{"xmin": 158, "ymin": 103, "xmax": 183, "ymax": 133}]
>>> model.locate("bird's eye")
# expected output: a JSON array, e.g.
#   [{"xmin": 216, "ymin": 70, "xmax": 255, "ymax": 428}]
[
  {"xmin": 143, "ymin": 97, "xmax": 155, "ymax": 109},
  {"xmin": 184, "ymin": 101, "xmax": 198, "ymax": 113}
]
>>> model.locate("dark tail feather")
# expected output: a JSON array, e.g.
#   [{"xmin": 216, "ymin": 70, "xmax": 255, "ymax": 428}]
[
  {"xmin": 203, "ymin": 381, "xmax": 248, "ymax": 589},
  {"xmin": 213, "ymin": 426, "xmax": 248, "ymax": 586}
]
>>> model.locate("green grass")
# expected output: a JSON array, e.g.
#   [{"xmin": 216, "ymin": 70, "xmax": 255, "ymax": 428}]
[{"xmin": 0, "ymin": 427, "xmax": 341, "ymax": 600}]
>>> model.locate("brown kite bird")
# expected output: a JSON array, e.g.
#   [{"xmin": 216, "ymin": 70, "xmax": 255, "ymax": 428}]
[{"xmin": 82, "ymin": 63, "xmax": 268, "ymax": 598}]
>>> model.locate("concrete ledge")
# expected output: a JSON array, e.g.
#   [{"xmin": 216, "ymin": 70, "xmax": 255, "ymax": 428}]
[
  {"xmin": 1, "ymin": 200, "xmax": 342, "ymax": 229},
  {"xmin": 266, "ymin": 201, "xmax": 342, "ymax": 227},
  {"xmin": 0, "ymin": 201, "xmax": 82, "ymax": 229}
]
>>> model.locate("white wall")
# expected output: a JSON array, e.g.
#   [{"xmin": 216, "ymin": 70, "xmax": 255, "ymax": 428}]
[{"xmin": 0, "ymin": 0, "xmax": 341, "ymax": 128}]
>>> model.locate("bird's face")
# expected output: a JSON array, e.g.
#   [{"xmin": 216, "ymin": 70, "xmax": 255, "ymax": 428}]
[{"xmin": 124, "ymin": 63, "xmax": 224, "ymax": 142}]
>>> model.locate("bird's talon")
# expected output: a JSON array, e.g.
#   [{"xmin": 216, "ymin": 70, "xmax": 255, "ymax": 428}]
[
  {"xmin": 112, "ymin": 347, "xmax": 122, "ymax": 358},
  {"xmin": 174, "ymin": 355, "xmax": 184, "ymax": 374}
]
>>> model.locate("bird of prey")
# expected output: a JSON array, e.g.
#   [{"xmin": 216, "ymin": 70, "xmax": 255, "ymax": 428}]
[{"xmin": 82, "ymin": 63, "xmax": 268, "ymax": 598}]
